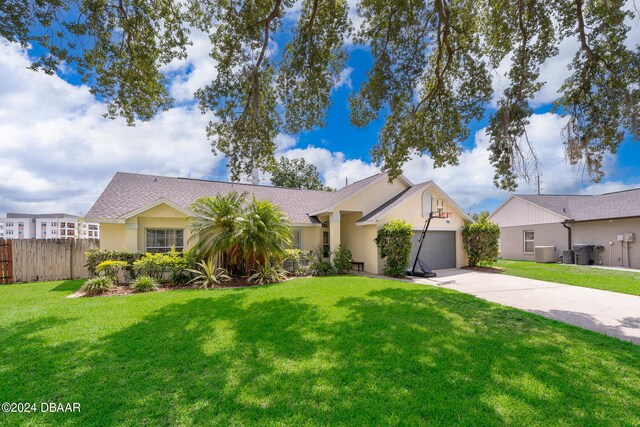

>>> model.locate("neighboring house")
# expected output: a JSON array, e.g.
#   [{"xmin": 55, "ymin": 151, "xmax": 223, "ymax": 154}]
[
  {"xmin": 489, "ymin": 189, "xmax": 640, "ymax": 268},
  {"xmin": 86, "ymin": 172, "xmax": 471, "ymax": 274},
  {"xmin": 0, "ymin": 213, "xmax": 100, "ymax": 240}
]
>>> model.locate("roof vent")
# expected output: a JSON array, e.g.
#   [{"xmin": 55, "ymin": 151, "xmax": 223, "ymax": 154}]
[{"xmin": 153, "ymin": 178, "xmax": 158, "ymax": 182}]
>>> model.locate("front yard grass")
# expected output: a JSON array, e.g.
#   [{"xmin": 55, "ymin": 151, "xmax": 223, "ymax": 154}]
[
  {"xmin": 1, "ymin": 276, "xmax": 639, "ymax": 426},
  {"xmin": 497, "ymin": 259, "xmax": 640, "ymax": 296}
]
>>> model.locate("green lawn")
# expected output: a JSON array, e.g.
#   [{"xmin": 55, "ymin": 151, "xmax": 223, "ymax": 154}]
[
  {"xmin": 1, "ymin": 277, "xmax": 639, "ymax": 426},
  {"xmin": 496, "ymin": 259, "xmax": 640, "ymax": 296}
]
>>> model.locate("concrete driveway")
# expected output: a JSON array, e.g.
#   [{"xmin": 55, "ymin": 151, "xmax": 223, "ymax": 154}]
[{"xmin": 415, "ymin": 269, "xmax": 640, "ymax": 345}]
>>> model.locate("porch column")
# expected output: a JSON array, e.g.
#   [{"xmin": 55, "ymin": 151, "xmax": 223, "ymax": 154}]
[
  {"xmin": 124, "ymin": 222, "xmax": 139, "ymax": 252},
  {"xmin": 329, "ymin": 212, "xmax": 341, "ymax": 258}
]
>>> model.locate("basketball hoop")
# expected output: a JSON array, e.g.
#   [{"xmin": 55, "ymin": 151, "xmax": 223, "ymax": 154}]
[
  {"xmin": 430, "ymin": 198, "xmax": 451, "ymax": 218},
  {"xmin": 432, "ymin": 211, "xmax": 452, "ymax": 219}
]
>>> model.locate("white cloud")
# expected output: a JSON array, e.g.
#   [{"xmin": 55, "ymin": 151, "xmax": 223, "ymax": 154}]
[
  {"xmin": 161, "ymin": 29, "xmax": 217, "ymax": 102},
  {"xmin": 275, "ymin": 134, "xmax": 298, "ymax": 152},
  {"xmin": 279, "ymin": 146, "xmax": 379, "ymax": 189},
  {"xmin": 334, "ymin": 67, "xmax": 354, "ymax": 90},
  {"xmin": 579, "ymin": 181, "xmax": 640, "ymax": 195},
  {"xmin": 0, "ymin": 40, "xmax": 221, "ymax": 215}
]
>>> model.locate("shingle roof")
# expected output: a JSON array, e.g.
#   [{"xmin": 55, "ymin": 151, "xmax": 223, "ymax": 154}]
[
  {"xmin": 357, "ymin": 182, "xmax": 431, "ymax": 223},
  {"xmin": 516, "ymin": 188, "xmax": 640, "ymax": 221},
  {"xmin": 86, "ymin": 172, "xmax": 388, "ymax": 225},
  {"xmin": 516, "ymin": 195, "xmax": 575, "ymax": 217}
]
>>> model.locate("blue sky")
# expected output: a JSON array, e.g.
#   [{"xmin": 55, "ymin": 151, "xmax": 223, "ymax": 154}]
[{"xmin": 0, "ymin": 9, "xmax": 639, "ymax": 216}]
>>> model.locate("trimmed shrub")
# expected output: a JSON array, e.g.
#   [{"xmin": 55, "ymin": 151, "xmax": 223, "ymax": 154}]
[
  {"xmin": 462, "ymin": 213, "xmax": 500, "ymax": 267},
  {"xmin": 133, "ymin": 249, "xmax": 198, "ymax": 282},
  {"xmin": 375, "ymin": 220, "xmax": 413, "ymax": 277},
  {"xmin": 95, "ymin": 260, "xmax": 128, "ymax": 282},
  {"xmin": 130, "ymin": 275, "xmax": 159, "ymax": 292},
  {"xmin": 85, "ymin": 249, "xmax": 142, "ymax": 278},
  {"xmin": 81, "ymin": 276, "xmax": 113, "ymax": 295},
  {"xmin": 333, "ymin": 244, "xmax": 353, "ymax": 275}
]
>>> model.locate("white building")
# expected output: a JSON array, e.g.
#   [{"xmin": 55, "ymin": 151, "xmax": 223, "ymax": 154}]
[{"xmin": 0, "ymin": 213, "xmax": 100, "ymax": 240}]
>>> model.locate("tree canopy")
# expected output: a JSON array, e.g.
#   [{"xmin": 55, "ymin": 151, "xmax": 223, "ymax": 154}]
[
  {"xmin": 3, "ymin": 0, "xmax": 639, "ymax": 188},
  {"xmin": 270, "ymin": 157, "xmax": 329, "ymax": 190}
]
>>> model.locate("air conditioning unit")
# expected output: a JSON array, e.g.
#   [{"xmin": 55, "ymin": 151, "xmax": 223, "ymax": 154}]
[{"xmin": 534, "ymin": 246, "xmax": 556, "ymax": 263}]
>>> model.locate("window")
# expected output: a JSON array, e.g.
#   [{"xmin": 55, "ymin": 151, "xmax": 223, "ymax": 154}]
[
  {"xmin": 18, "ymin": 222, "xmax": 24, "ymax": 227},
  {"xmin": 422, "ymin": 191, "xmax": 433, "ymax": 217},
  {"xmin": 51, "ymin": 230, "xmax": 57, "ymax": 235},
  {"xmin": 523, "ymin": 230, "xmax": 535, "ymax": 253},
  {"xmin": 146, "ymin": 229, "xmax": 184, "ymax": 253},
  {"xmin": 51, "ymin": 222, "xmax": 57, "ymax": 227},
  {"xmin": 322, "ymin": 230, "xmax": 330, "ymax": 258},
  {"xmin": 291, "ymin": 229, "xmax": 302, "ymax": 249},
  {"xmin": 6, "ymin": 230, "xmax": 13, "ymax": 235},
  {"xmin": 67, "ymin": 223, "xmax": 75, "ymax": 229},
  {"xmin": 6, "ymin": 222, "xmax": 13, "ymax": 227}
]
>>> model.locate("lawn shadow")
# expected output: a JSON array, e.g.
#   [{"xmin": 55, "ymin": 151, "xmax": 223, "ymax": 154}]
[
  {"xmin": 50, "ymin": 279, "xmax": 85, "ymax": 292},
  {"xmin": 2, "ymin": 282, "xmax": 640, "ymax": 426}
]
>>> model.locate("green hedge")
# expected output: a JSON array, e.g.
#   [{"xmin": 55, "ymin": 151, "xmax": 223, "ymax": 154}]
[
  {"xmin": 462, "ymin": 213, "xmax": 500, "ymax": 267},
  {"xmin": 375, "ymin": 220, "xmax": 413, "ymax": 277}
]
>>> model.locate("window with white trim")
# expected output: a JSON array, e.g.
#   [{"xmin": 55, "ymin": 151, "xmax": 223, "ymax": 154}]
[
  {"xmin": 291, "ymin": 229, "xmax": 302, "ymax": 249},
  {"xmin": 6, "ymin": 222, "xmax": 13, "ymax": 227},
  {"xmin": 523, "ymin": 230, "xmax": 535, "ymax": 254},
  {"xmin": 146, "ymin": 229, "xmax": 184, "ymax": 253}
]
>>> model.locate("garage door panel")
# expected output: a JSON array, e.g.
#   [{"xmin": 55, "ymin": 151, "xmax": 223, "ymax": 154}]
[{"xmin": 408, "ymin": 230, "xmax": 456, "ymax": 270}]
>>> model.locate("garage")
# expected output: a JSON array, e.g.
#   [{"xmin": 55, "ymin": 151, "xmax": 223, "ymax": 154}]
[{"xmin": 408, "ymin": 230, "xmax": 456, "ymax": 270}]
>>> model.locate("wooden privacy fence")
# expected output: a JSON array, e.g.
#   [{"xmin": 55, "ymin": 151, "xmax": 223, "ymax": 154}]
[
  {"xmin": 0, "ymin": 239, "xmax": 12, "ymax": 284},
  {"xmin": 0, "ymin": 238, "xmax": 99, "ymax": 283}
]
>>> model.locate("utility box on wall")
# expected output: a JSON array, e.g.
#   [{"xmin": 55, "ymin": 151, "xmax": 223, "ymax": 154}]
[
  {"xmin": 534, "ymin": 246, "xmax": 555, "ymax": 263},
  {"xmin": 624, "ymin": 233, "xmax": 634, "ymax": 242}
]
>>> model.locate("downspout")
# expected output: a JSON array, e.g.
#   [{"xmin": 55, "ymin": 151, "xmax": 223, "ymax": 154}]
[{"xmin": 562, "ymin": 220, "xmax": 573, "ymax": 251}]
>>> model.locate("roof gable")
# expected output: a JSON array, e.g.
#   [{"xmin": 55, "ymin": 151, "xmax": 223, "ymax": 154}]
[
  {"xmin": 357, "ymin": 181, "xmax": 472, "ymax": 224},
  {"xmin": 490, "ymin": 188, "xmax": 640, "ymax": 224}
]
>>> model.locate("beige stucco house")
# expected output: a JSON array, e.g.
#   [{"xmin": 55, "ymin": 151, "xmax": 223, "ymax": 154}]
[
  {"xmin": 86, "ymin": 172, "xmax": 471, "ymax": 274},
  {"xmin": 489, "ymin": 190, "xmax": 640, "ymax": 268}
]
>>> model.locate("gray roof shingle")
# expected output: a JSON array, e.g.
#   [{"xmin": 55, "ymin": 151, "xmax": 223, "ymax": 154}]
[
  {"xmin": 516, "ymin": 188, "xmax": 640, "ymax": 221},
  {"xmin": 86, "ymin": 172, "xmax": 388, "ymax": 224}
]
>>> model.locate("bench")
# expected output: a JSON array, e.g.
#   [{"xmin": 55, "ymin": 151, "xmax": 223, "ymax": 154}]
[{"xmin": 351, "ymin": 261, "xmax": 364, "ymax": 272}]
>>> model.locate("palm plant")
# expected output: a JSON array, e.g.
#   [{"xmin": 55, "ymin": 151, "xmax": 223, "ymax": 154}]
[
  {"xmin": 235, "ymin": 197, "xmax": 292, "ymax": 274},
  {"xmin": 186, "ymin": 258, "xmax": 231, "ymax": 289},
  {"xmin": 248, "ymin": 262, "xmax": 287, "ymax": 285},
  {"xmin": 189, "ymin": 192, "xmax": 246, "ymax": 269}
]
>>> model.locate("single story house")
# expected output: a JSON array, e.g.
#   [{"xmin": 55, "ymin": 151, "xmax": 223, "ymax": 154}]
[
  {"xmin": 489, "ymin": 189, "xmax": 640, "ymax": 268},
  {"xmin": 85, "ymin": 172, "xmax": 471, "ymax": 274}
]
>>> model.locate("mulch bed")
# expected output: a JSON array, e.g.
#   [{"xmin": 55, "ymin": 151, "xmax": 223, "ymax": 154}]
[
  {"xmin": 69, "ymin": 276, "xmax": 276, "ymax": 298},
  {"xmin": 460, "ymin": 265, "xmax": 505, "ymax": 274}
]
